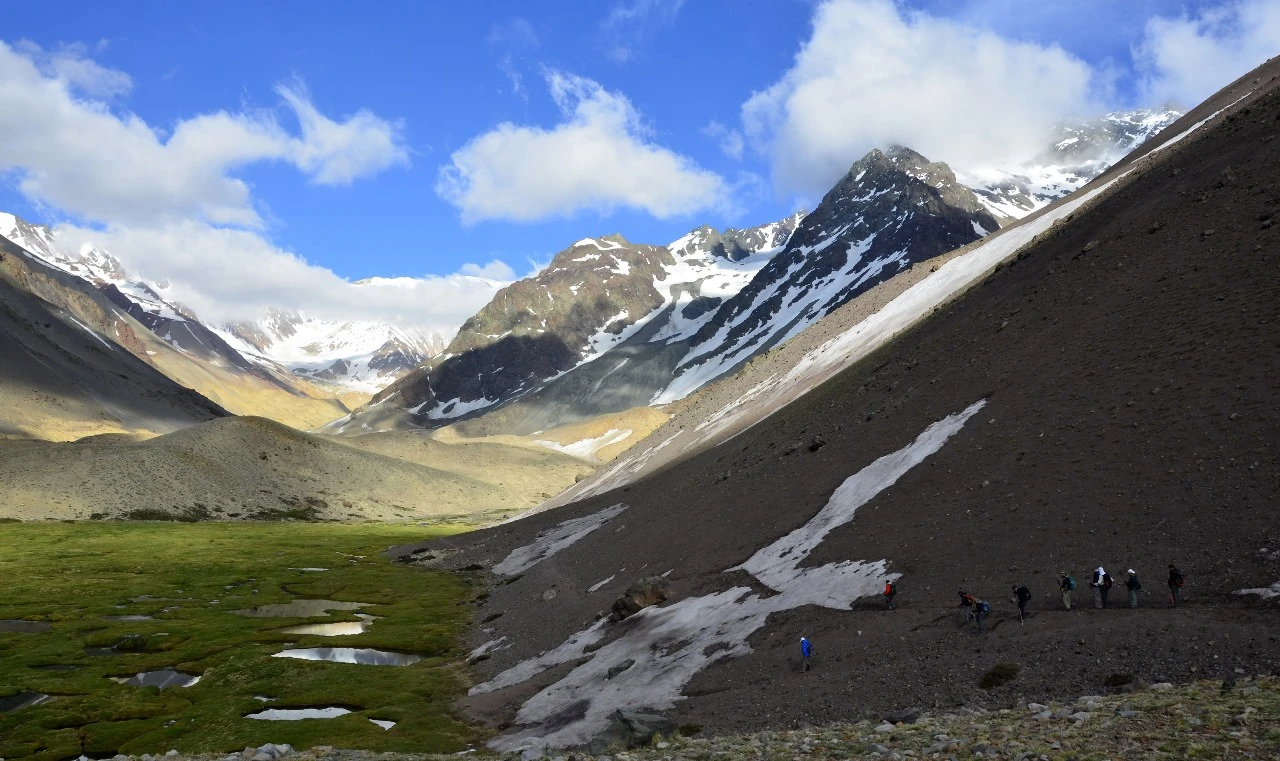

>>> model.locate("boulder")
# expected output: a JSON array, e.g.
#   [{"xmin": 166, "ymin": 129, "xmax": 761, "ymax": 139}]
[
  {"xmin": 589, "ymin": 709, "xmax": 677, "ymax": 750},
  {"xmin": 883, "ymin": 707, "xmax": 920, "ymax": 724},
  {"xmin": 610, "ymin": 578, "xmax": 670, "ymax": 622}
]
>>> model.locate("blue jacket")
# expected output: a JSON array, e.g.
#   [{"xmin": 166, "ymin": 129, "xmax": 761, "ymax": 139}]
[{"xmin": 800, "ymin": 638, "xmax": 812, "ymax": 658}]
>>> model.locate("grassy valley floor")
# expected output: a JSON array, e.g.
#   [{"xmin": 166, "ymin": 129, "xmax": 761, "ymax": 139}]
[{"xmin": 0, "ymin": 522, "xmax": 484, "ymax": 760}]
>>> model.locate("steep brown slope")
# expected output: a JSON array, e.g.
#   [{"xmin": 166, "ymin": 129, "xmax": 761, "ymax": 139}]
[
  {"xmin": 0, "ymin": 241, "xmax": 225, "ymax": 440},
  {"xmin": 396, "ymin": 61, "xmax": 1280, "ymax": 746},
  {"xmin": 0, "ymin": 232, "xmax": 351, "ymax": 434}
]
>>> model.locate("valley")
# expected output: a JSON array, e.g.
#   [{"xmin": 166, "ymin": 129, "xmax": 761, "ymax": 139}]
[{"xmin": 1, "ymin": 6, "xmax": 1277, "ymax": 760}]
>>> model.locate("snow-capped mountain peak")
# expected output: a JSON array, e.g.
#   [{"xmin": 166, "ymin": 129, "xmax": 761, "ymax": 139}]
[{"xmin": 964, "ymin": 106, "xmax": 1183, "ymax": 222}]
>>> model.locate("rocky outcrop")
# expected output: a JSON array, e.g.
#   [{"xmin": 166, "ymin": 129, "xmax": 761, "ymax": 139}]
[{"xmin": 610, "ymin": 576, "xmax": 671, "ymax": 622}]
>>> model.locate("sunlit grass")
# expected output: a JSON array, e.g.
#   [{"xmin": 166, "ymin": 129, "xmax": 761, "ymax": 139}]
[{"xmin": 0, "ymin": 522, "xmax": 482, "ymax": 759}]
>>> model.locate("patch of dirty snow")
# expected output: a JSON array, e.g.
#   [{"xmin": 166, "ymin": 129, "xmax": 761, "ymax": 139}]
[
  {"xmin": 587, "ymin": 575, "xmax": 616, "ymax": 593},
  {"xmin": 493, "ymin": 504, "xmax": 628, "ymax": 576},
  {"xmin": 534, "ymin": 429, "xmax": 632, "ymax": 460},
  {"xmin": 1234, "ymin": 581, "xmax": 1280, "ymax": 600}
]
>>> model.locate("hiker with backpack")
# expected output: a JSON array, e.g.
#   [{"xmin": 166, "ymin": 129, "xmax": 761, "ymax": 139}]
[
  {"xmin": 1168, "ymin": 564, "xmax": 1185, "ymax": 607},
  {"xmin": 800, "ymin": 636, "xmax": 813, "ymax": 671},
  {"xmin": 1012, "ymin": 584, "xmax": 1032, "ymax": 622},
  {"xmin": 1091, "ymin": 567, "xmax": 1107, "ymax": 609},
  {"xmin": 1101, "ymin": 569, "xmax": 1114, "ymax": 608},
  {"xmin": 883, "ymin": 580, "xmax": 897, "ymax": 610},
  {"xmin": 1059, "ymin": 572, "xmax": 1076, "ymax": 610},
  {"xmin": 958, "ymin": 590, "xmax": 977, "ymax": 623},
  {"xmin": 1125, "ymin": 569, "xmax": 1142, "ymax": 608},
  {"xmin": 973, "ymin": 598, "xmax": 991, "ymax": 634}
]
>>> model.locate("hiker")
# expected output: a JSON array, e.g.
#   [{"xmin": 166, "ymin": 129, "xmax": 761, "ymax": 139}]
[
  {"xmin": 1058, "ymin": 572, "xmax": 1076, "ymax": 610},
  {"xmin": 958, "ymin": 590, "xmax": 977, "ymax": 623},
  {"xmin": 1091, "ymin": 567, "xmax": 1107, "ymax": 609},
  {"xmin": 973, "ymin": 598, "xmax": 991, "ymax": 634},
  {"xmin": 884, "ymin": 580, "xmax": 897, "ymax": 610},
  {"xmin": 1012, "ymin": 584, "xmax": 1032, "ymax": 622},
  {"xmin": 800, "ymin": 636, "xmax": 812, "ymax": 671},
  {"xmin": 1101, "ymin": 569, "xmax": 1114, "ymax": 608},
  {"xmin": 1125, "ymin": 569, "xmax": 1142, "ymax": 608},
  {"xmin": 1168, "ymin": 564, "xmax": 1185, "ymax": 607}
]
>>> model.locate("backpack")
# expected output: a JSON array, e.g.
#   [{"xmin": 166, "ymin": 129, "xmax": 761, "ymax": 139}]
[
  {"xmin": 1016, "ymin": 586, "xmax": 1031, "ymax": 603},
  {"xmin": 1173, "ymin": 572, "xmax": 1185, "ymax": 588},
  {"xmin": 978, "ymin": 601, "xmax": 991, "ymax": 614},
  {"xmin": 1063, "ymin": 575, "xmax": 1077, "ymax": 591},
  {"xmin": 1104, "ymin": 574, "xmax": 1114, "ymax": 589},
  {"xmin": 1128, "ymin": 576, "xmax": 1142, "ymax": 590}
]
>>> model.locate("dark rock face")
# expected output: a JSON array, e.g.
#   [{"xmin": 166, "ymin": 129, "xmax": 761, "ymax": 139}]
[
  {"xmin": 610, "ymin": 576, "xmax": 671, "ymax": 622},
  {"xmin": 673, "ymin": 147, "xmax": 998, "ymax": 386}
]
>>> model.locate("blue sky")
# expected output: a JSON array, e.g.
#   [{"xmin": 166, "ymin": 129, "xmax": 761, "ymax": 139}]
[{"xmin": 1, "ymin": 0, "xmax": 1276, "ymax": 333}]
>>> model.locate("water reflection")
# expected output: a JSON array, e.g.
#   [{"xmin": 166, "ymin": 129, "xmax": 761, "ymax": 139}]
[
  {"xmin": 277, "ymin": 614, "xmax": 376, "ymax": 637},
  {"xmin": 108, "ymin": 668, "xmax": 200, "ymax": 689},
  {"xmin": 246, "ymin": 706, "xmax": 351, "ymax": 720},
  {"xmin": 0, "ymin": 620, "xmax": 52, "ymax": 633},
  {"xmin": 230, "ymin": 600, "xmax": 367, "ymax": 618},
  {"xmin": 272, "ymin": 648, "xmax": 421, "ymax": 666},
  {"xmin": 0, "ymin": 692, "xmax": 53, "ymax": 712}
]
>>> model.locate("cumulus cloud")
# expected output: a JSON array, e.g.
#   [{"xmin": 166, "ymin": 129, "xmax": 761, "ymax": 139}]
[
  {"xmin": 0, "ymin": 40, "xmax": 407, "ymax": 229},
  {"xmin": 436, "ymin": 70, "xmax": 732, "ymax": 223},
  {"xmin": 1136, "ymin": 0, "xmax": 1280, "ymax": 107},
  {"xmin": 0, "ymin": 40, "xmax": 486, "ymax": 336},
  {"xmin": 55, "ymin": 221, "xmax": 507, "ymax": 336},
  {"xmin": 741, "ymin": 0, "xmax": 1099, "ymax": 198}
]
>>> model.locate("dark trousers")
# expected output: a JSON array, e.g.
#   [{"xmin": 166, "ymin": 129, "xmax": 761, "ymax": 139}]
[
  {"xmin": 1170, "ymin": 585, "xmax": 1181, "ymax": 607},
  {"xmin": 975, "ymin": 610, "xmax": 987, "ymax": 633},
  {"xmin": 1101, "ymin": 587, "xmax": 1110, "ymax": 608},
  {"xmin": 885, "ymin": 595, "xmax": 895, "ymax": 610}
]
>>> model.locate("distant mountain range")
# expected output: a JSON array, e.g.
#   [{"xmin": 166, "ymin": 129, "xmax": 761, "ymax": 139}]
[
  {"xmin": 0, "ymin": 214, "xmax": 444, "ymax": 403},
  {"xmin": 0, "ymin": 107, "xmax": 1181, "ymax": 437}
]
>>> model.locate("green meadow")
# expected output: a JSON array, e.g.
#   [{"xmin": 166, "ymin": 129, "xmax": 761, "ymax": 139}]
[{"xmin": 0, "ymin": 522, "xmax": 483, "ymax": 760}]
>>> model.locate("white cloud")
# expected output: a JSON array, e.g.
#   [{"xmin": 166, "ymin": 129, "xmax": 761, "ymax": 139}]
[
  {"xmin": 701, "ymin": 120, "xmax": 745, "ymax": 160},
  {"xmin": 460, "ymin": 259, "xmax": 518, "ymax": 280},
  {"xmin": 1136, "ymin": 0, "xmax": 1280, "ymax": 107},
  {"xmin": 435, "ymin": 70, "xmax": 732, "ymax": 223},
  {"xmin": 0, "ymin": 40, "xmax": 479, "ymax": 337},
  {"xmin": 0, "ymin": 40, "xmax": 407, "ymax": 229},
  {"xmin": 740, "ymin": 0, "xmax": 1099, "ymax": 198},
  {"xmin": 601, "ymin": 0, "xmax": 686, "ymax": 63},
  {"xmin": 55, "ymin": 221, "xmax": 507, "ymax": 337},
  {"xmin": 13, "ymin": 40, "xmax": 134, "ymax": 99}
]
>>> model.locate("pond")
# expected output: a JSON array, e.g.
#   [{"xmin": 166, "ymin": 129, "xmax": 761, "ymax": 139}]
[
  {"xmin": 108, "ymin": 668, "xmax": 201, "ymax": 689},
  {"xmin": 230, "ymin": 600, "xmax": 368, "ymax": 618},
  {"xmin": 277, "ymin": 614, "xmax": 376, "ymax": 637},
  {"xmin": 101, "ymin": 615, "xmax": 155, "ymax": 622},
  {"xmin": 246, "ymin": 706, "xmax": 351, "ymax": 720},
  {"xmin": 0, "ymin": 620, "xmax": 52, "ymax": 633},
  {"xmin": 0, "ymin": 692, "xmax": 53, "ymax": 712},
  {"xmin": 273, "ymin": 647, "xmax": 421, "ymax": 666}
]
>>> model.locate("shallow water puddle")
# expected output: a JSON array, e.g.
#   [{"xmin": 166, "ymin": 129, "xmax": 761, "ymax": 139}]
[
  {"xmin": 288, "ymin": 567, "xmax": 329, "ymax": 572},
  {"xmin": 230, "ymin": 600, "xmax": 368, "ymax": 618},
  {"xmin": 369, "ymin": 719, "xmax": 396, "ymax": 730},
  {"xmin": 108, "ymin": 668, "xmax": 200, "ymax": 689},
  {"xmin": 102, "ymin": 615, "xmax": 154, "ymax": 622},
  {"xmin": 31, "ymin": 664, "xmax": 80, "ymax": 671},
  {"xmin": 246, "ymin": 706, "xmax": 350, "ymax": 720},
  {"xmin": 0, "ymin": 691, "xmax": 53, "ymax": 712},
  {"xmin": 277, "ymin": 614, "xmax": 376, "ymax": 637},
  {"xmin": 273, "ymin": 647, "xmax": 421, "ymax": 666},
  {"xmin": 0, "ymin": 620, "xmax": 52, "ymax": 633}
]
